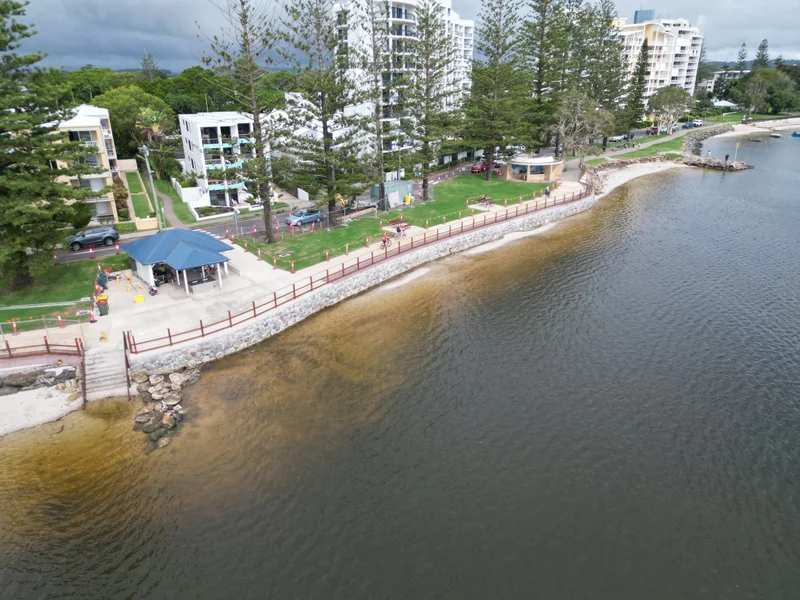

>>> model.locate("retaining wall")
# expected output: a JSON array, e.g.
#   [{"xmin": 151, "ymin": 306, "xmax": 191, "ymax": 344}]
[{"xmin": 130, "ymin": 193, "xmax": 596, "ymax": 374}]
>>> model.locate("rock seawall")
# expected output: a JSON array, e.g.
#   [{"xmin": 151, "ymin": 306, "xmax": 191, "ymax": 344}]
[
  {"xmin": 130, "ymin": 193, "xmax": 596, "ymax": 374},
  {"xmin": 682, "ymin": 126, "xmax": 734, "ymax": 155}
]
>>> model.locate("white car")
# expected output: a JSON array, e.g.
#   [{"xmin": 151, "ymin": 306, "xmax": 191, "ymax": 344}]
[
  {"xmin": 608, "ymin": 134, "xmax": 626, "ymax": 142},
  {"xmin": 692, "ymin": 119, "xmax": 704, "ymax": 127}
]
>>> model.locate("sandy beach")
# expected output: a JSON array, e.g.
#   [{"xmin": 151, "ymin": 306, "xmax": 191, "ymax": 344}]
[
  {"xmin": 713, "ymin": 117, "xmax": 800, "ymax": 139},
  {"xmin": 595, "ymin": 161, "xmax": 689, "ymax": 199}
]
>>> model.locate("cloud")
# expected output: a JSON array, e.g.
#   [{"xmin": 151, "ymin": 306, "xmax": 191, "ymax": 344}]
[{"xmin": 18, "ymin": 0, "xmax": 800, "ymax": 71}]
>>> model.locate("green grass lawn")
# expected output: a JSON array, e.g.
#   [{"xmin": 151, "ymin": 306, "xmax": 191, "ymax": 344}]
[
  {"xmin": 0, "ymin": 254, "xmax": 130, "ymax": 324},
  {"xmin": 237, "ymin": 175, "xmax": 547, "ymax": 270},
  {"xmin": 131, "ymin": 193, "xmax": 151, "ymax": 218},
  {"xmin": 154, "ymin": 180, "xmax": 197, "ymax": 224},
  {"xmin": 615, "ymin": 137, "xmax": 685, "ymax": 159},
  {"xmin": 125, "ymin": 172, "xmax": 143, "ymax": 194},
  {"xmin": 586, "ymin": 158, "xmax": 609, "ymax": 166}
]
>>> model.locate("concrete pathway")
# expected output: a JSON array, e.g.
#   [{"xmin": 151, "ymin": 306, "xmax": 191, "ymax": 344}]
[{"xmin": 155, "ymin": 187, "xmax": 189, "ymax": 230}]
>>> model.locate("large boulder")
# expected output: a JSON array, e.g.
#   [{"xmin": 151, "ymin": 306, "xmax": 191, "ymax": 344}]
[
  {"xmin": 148, "ymin": 374, "xmax": 165, "ymax": 386},
  {"xmin": 162, "ymin": 414, "xmax": 176, "ymax": 429},
  {"xmin": 149, "ymin": 427, "xmax": 168, "ymax": 442},
  {"xmin": 3, "ymin": 370, "xmax": 41, "ymax": 388},
  {"xmin": 132, "ymin": 372, "xmax": 149, "ymax": 384},
  {"xmin": 0, "ymin": 386, "xmax": 19, "ymax": 397},
  {"xmin": 156, "ymin": 436, "xmax": 171, "ymax": 449},
  {"xmin": 135, "ymin": 412, "xmax": 164, "ymax": 433}
]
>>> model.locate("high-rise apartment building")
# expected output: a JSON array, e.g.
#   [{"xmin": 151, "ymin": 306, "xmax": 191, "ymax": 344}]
[
  {"xmin": 335, "ymin": 0, "xmax": 474, "ymax": 154},
  {"xmin": 617, "ymin": 16, "xmax": 703, "ymax": 98},
  {"xmin": 58, "ymin": 104, "xmax": 120, "ymax": 222},
  {"xmin": 633, "ymin": 9, "xmax": 655, "ymax": 24},
  {"xmin": 178, "ymin": 112, "xmax": 261, "ymax": 207}
]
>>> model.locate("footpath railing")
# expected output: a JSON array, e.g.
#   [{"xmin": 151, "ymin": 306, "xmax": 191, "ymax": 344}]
[
  {"xmin": 1, "ymin": 336, "xmax": 84, "ymax": 359},
  {"xmin": 127, "ymin": 185, "xmax": 593, "ymax": 354}
]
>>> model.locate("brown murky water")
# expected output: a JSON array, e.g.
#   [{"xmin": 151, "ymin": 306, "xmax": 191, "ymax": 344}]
[{"xmin": 2, "ymin": 136, "xmax": 800, "ymax": 599}]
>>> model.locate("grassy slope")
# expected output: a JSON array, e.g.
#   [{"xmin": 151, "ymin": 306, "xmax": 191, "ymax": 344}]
[
  {"xmin": 238, "ymin": 175, "xmax": 547, "ymax": 270},
  {"xmin": 155, "ymin": 180, "xmax": 196, "ymax": 224},
  {"xmin": 0, "ymin": 254, "xmax": 130, "ymax": 322},
  {"xmin": 615, "ymin": 137, "xmax": 685, "ymax": 159}
]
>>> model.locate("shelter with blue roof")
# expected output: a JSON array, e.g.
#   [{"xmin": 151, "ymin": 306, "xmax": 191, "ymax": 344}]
[{"xmin": 124, "ymin": 229, "xmax": 233, "ymax": 296}]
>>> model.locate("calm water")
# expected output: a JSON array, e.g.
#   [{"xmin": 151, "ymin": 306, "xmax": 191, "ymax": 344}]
[{"xmin": 1, "ymin": 135, "xmax": 799, "ymax": 599}]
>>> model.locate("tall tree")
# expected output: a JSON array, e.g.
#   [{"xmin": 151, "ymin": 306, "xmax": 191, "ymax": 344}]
[
  {"xmin": 696, "ymin": 42, "xmax": 715, "ymax": 83},
  {"xmin": 353, "ymin": 0, "xmax": 393, "ymax": 208},
  {"xmin": 400, "ymin": 0, "xmax": 456, "ymax": 200},
  {"xmin": 752, "ymin": 39, "xmax": 770, "ymax": 70},
  {"xmin": 140, "ymin": 49, "xmax": 165, "ymax": 81},
  {"xmin": 0, "ymin": 1, "xmax": 104, "ymax": 288},
  {"xmin": 774, "ymin": 55, "xmax": 785, "ymax": 70},
  {"xmin": 201, "ymin": 0, "xmax": 283, "ymax": 243},
  {"xmin": 648, "ymin": 87, "xmax": 690, "ymax": 133},
  {"xmin": 554, "ymin": 90, "xmax": 613, "ymax": 162},
  {"xmin": 735, "ymin": 43, "xmax": 748, "ymax": 73},
  {"xmin": 281, "ymin": 0, "xmax": 365, "ymax": 219},
  {"xmin": 520, "ymin": 0, "xmax": 569, "ymax": 149},
  {"xmin": 622, "ymin": 39, "xmax": 649, "ymax": 134},
  {"xmin": 582, "ymin": 0, "xmax": 625, "ymax": 146},
  {"xmin": 136, "ymin": 106, "xmax": 173, "ymax": 143},
  {"xmin": 463, "ymin": 0, "xmax": 528, "ymax": 181}
]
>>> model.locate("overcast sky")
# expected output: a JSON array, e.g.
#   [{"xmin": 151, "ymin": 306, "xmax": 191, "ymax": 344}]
[{"xmin": 19, "ymin": 0, "xmax": 800, "ymax": 72}]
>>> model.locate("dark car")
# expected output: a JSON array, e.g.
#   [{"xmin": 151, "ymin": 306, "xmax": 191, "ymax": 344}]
[
  {"xmin": 286, "ymin": 208, "xmax": 322, "ymax": 227},
  {"xmin": 67, "ymin": 226, "xmax": 119, "ymax": 251},
  {"xmin": 682, "ymin": 123, "xmax": 694, "ymax": 129}
]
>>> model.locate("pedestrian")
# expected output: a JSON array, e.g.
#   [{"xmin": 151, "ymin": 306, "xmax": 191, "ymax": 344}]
[
  {"xmin": 96, "ymin": 271, "xmax": 108, "ymax": 293},
  {"xmin": 725, "ymin": 154, "xmax": 730, "ymax": 162},
  {"xmin": 545, "ymin": 186, "xmax": 551, "ymax": 199},
  {"xmin": 706, "ymin": 150, "xmax": 711, "ymax": 158}
]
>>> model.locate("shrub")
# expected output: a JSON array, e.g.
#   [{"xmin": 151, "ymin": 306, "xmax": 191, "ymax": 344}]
[
  {"xmin": 71, "ymin": 202, "xmax": 92, "ymax": 228},
  {"xmin": 118, "ymin": 209, "xmax": 130, "ymax": 220},
  {"xmin": 177, "ymin": 173, "xmax": 198, "ymax": 188},
  {"xmin": 112, "ymin": 176, "xmax": 129, "ymax": 210},
  {"xmin": 148, "ymin": 211, "xmax": 157, "ymax": 218}
]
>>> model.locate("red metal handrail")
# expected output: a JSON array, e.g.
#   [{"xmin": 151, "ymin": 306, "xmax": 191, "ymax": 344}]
[{"xmin": 128, "ymin": 185, "xmax": 592, "ymax": 353}]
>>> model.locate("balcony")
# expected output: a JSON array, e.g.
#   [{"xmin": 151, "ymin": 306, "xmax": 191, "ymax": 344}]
[
  {"xmin": 80, "ymin": 139, "xmax": 100, "ymax": 148},
  {"xmin": 102, "ymin": 128, "xmax": 112, "ymax": 139}
]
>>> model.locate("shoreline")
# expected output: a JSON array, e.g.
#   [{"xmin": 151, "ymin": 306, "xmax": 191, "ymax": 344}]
[
  {"xmin": 595, "ymin": 161, "xmax": 689, "ymax": 199},
  {"xmin": 712, "ymin": 116, "xmax": 800, "ymax": 139}
]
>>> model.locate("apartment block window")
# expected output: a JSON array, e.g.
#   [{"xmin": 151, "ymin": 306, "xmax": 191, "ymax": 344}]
[
  {"xmin": 100, "ymin": 119, "xmax": 110, "ymax": 130},
  {"xmin": 77, "ymin": 178, "xmax": 104, "ymax": 193},
  {"xmin": 237, "ymin": 123, "xmax": 251, "ymax": 137},
  {"xmin": 68, "ymin": 130, "xmax": 95, "ymax": 143}
]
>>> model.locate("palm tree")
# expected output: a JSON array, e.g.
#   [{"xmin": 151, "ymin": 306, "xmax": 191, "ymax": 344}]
[{"xmin": 136, "ymin": 107, "xmax": 172, "ymax": 143}]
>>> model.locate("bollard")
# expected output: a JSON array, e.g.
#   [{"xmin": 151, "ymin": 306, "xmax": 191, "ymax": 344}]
[
  {"xmin": 244, "ymin": 241, "xmax": 248, "ymax": 251},
  {"xmin": 325, "ymin": 250, "xmax": 329, "ymax": 261},
  {"xmin": 89, "ymin": 246, "xmax": 94, "ymax": 258},
  {"xmin": 12, "ymin": 320, "xmax": 18, "ymax": 336},
  {"xmin": 56, "ymin": 312, "xmax": 65, "ymax": 328},
  {"xmin": 232, "ymin": 234, "xmax": 235, "ymax": 243},
  {"xmin": 291, "ymin": 261, "xmax": 295, "ymax": 274},
  {"xmin": 53, "ymin": 253, "xmax": 59, "ymax": 264},
  {"xmin": 275, "ymin": 224, "xmax": 279, "ymax": 235},
  {"xmin": 345, "ymin": 243, "xmax": 349, "ymax": 255},
  {"xmin": 442, "ymin": 215, "xmax": 446, "ymax": 224},
  {"xmin": 426, "ymin": 219, "xmax": 429, "ymax": 229},
  {"xmin": 226, "ymin": 227, "xmax": 230, "ymax": 239},
  {"xmin": 380, "ymin": 219, "xmax": 383, "ymax": 228},
  {"xmin": 504, "ymin": 199, "xmax": 507, "ymax": 207},
  {"xmin": 311, "ymin": 222, "xmax": 315, "ymax": 232},
  {"xmin": 253, "ymin": 225, "xmax": 257, "ymax": 236},
  {"xmin": 115, "ymin": 243, "xmax": 120, "ymax": 255},
  {"xmin": 459, "ymin": 211, "xmax": 462, "ymax": 220},
  {"xmin": 365, "ymin": 237, "xmax": 369, "ymax": 247},
  {"xmin": 273, "ymin": 258, "xmax": 277, "ymax": 270},
  {"xmin": 257, "ymin": 248, "xmax": 262, "ymax": 261},
  {"xmin": 471, "ymin": 209, "xmax": 475, "ymax": 216}
]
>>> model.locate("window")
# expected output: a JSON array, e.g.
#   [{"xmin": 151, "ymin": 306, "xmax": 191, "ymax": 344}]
[{"xmin": 68, "ymin": 130, "xmax": 95, "ymax": 142}]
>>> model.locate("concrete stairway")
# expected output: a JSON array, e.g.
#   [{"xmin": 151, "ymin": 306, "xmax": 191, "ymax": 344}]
[{"xmin": 83, "ymin": 347, "xmax": 130, "ymax": 401}]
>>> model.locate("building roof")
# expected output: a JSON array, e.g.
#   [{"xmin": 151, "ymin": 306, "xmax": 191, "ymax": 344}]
[
  {"xmin": 58, "ymin": 104, "xmax": 109, "ymax": 130},
  {"xmin": 125, "ymin": 229, "xmax": 232, "ymax": 270},
  {"xmin": 712, "ymin": 100, "xmax": 738, "ymax": 108},
  {"xmin": 509, "ymin": 155, "xmax": 563, "ymax": 166},
  {"xmin": 180, "ymin": 111, "xmax": 253, "ymax": 125}
]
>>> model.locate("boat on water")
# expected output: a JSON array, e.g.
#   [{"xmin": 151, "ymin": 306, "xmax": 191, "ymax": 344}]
[
  {"xmin": 770, "ymin": 133, "xmax": 781, "ymax": 138},
  {"xmin": 792, "ymin": 132, "xmax": 800, "ymax": 138}
]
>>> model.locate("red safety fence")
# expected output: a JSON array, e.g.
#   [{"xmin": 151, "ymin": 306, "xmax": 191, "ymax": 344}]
[
  {"xmin": 127, "ymin": 185, "xmax": 592, "ymax": 354},
  {"xmin": 1, "ymin": 337, "xmax": 84, "ymax": 359}
]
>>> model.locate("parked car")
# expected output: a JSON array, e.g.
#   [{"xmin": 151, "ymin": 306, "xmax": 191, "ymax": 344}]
[
  {"xmin": 471, "ymin": 162, "xmax": 488, "ymax": 173},
  {"xmin": 648, "ymin": 126, "xmax": 659, "ymax": 135},
  {"xmin": 608, "ymin": 134, "xmax": 626, "ymax": 142},
  {"xmin": 692, "ymin": 119, "xmax": 704, "ymax": 127},
  {"xmin": 287, "ymin": 208, "xmax": 322, "ymax": 226},
  {"xmin": 493, "ymin": 160, "xmax": 505, "ymax": 167},
  {"xmin": 672, "ymin": 124, "xmax": 680, "ymax": 132},
  {"xmin": 67, "ymin": 226, "xmax": 119, "ymax": 251},
  {"xmin": 682, "ymin": 123, "xmax": 694, "ymax": 129},
  {"xmin": 659, "ymin": 126, "xmax": 668, "ymax": 133}
]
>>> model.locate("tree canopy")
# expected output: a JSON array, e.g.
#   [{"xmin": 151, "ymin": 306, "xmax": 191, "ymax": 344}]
[{"xmin": 92, "ymin": 85, "xmax": 175, "ymax": 158}]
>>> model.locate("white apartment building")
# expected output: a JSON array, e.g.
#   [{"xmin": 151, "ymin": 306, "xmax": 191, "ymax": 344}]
[
  {"xmin": 617, "ymin": 17, "xmax": 703, "ymax": 98},
  {"xmin": 59, "ymin": 104, "xmax": 120, "ymax": 222},
  {"xmin": 712, "ymin": 69, "xmax": 749, "ymax": 94},
  {"xmin": 179, "ymin": 112, "xmax": 261, "ymax": 207},
  {"xmin": 335, "ymin": 0, "xmax": 474, "ymax": 154}
]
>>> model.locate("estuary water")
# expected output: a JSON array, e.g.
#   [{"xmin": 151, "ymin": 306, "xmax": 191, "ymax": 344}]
[{"xmin": 1, "ymin": 134, "xmax": 799, "ymax": 599}]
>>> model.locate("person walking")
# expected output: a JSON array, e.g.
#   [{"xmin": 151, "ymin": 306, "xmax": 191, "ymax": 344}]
[
  {"xmin": 725, "ymin": 154, "xmax": 730, "ymax": 162},
  {"xmin": 545, "ymin": 186, "xmax": 551, "ymax": 200},
  {"xmin": 707, "ymin": 150, "xmax": 712, "ymax": 158}
]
